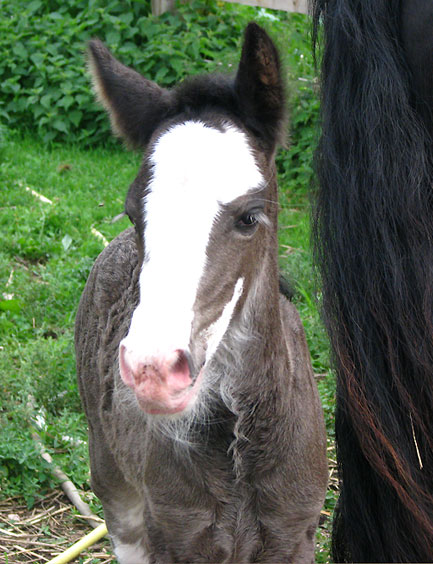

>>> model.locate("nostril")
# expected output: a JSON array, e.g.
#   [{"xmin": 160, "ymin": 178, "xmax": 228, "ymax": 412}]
[
  {"xmin": 165, "ymin": 349, "xmax": 193, "ymax": 391},
  {"xmin": 170, "ymin": 349, "xmax": 191, "ymax": 376}
]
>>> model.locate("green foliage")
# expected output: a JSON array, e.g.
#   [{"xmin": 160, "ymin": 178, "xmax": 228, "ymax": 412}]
[
  {"xmin": 278, "ymin": 86, "xmax": 319, "ymax": 193},
  {"xmin": 0, "ymin": 423, "xmax": 54, "ymax": 507},
  {"xmin": 0, "ymin": 0, "xmax": 318, "ymax": 156},
  {"xmin": 0, "ymin": 0, "xmax": 285, "ymax": 145},
  {"xmin": 275, "ymin": 13, "xmax": 319, "ymax": 196}
]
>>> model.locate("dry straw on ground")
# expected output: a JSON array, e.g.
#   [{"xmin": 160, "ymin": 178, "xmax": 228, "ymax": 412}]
[{"xmin": 0, "ymin": 490, "xmax": 113, "ymax": 563}]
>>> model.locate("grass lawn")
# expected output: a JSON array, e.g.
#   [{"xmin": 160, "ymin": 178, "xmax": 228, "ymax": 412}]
[{"xmin": 0, "ymin": 131, "xmax": 337, "ymax": 562}]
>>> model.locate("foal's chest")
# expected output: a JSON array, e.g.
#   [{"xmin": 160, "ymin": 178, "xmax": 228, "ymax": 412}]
[
  {"xmin": 140, "ymin": 443, "xmax": 264, "ymax": 562},
  {"xmin": 146, "ymin": 480, "xmax": 262, "ymax": 562}
]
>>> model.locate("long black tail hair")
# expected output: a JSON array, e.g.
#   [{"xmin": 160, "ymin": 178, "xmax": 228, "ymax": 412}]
[{"xmin": 311, "ymin": 0, "xmax": 433, "ymax": 561}]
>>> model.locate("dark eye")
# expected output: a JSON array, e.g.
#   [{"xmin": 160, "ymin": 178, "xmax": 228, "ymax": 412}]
[
  {"xmin": 235, "ymin": 211, "xmax": 260, "ymax": 234},
  {"xmin": 239, "ymin": 213, "xmax": 257, "ymax": 226}
]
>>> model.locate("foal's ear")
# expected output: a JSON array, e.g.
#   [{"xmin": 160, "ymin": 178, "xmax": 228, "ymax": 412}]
[
  {"xmin": 235, "ymin": 23, "xmax": 286, "ymax": 150},
  {"xmin": 87, "ymin": 40, "xmax": 172, "ymax": 148}
]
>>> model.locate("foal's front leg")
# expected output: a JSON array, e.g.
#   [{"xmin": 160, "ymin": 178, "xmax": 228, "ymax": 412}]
[
  {"xmin": 87, "ymin": 424, "xmax": 149, "ymax": 564},
  {"xmin": 102, "ymin": 496, "xmax": 149, "ymax": 564}
]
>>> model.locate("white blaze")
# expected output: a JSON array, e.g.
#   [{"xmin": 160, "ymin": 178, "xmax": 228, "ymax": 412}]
[
  {"xmin": 205, "ymin": 278, "xmax": 244, "ymax": 362},
  {"xmin": 121, "ymin": 121, "xmax": 263, "ymax": 362}
]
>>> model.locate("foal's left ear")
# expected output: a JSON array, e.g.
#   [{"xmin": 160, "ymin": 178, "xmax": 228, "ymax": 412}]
[{"xmin": 235, "ymin": 23, "xmax": 286, "ymax": 151}]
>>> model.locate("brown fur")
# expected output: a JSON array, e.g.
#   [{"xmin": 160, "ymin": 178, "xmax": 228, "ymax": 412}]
[{"xmin": 76, "ymin": 24, "xmax": 327, "ymax": 563}]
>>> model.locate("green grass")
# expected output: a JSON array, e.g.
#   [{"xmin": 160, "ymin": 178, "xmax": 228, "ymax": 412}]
[{"xmin": 0, "ymin": 134, "xmax": 137, "ymax": 502}]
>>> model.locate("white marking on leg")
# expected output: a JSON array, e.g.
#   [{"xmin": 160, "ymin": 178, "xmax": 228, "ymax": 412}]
[
  {"xmin": 113, "ymin": 538, "xmax": 148, "ymax": 564},
  {"xmin": 120, "ymin": 503, "xmax": 145, "ymax": 529}
]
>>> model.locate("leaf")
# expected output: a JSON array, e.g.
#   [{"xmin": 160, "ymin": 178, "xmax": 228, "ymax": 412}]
[
  {"xmin": 69, "ymin": 110, "xmax": 82, "ymax": 127},
  {"xmin": 58, "ymin": 95, "xmax": 74, "ymax": 110},
  {"xmin": 30, "ymin": 53, "xmax": 45, "ymax": 67},
  {"xmin": 42, "ymin": 131, "xmax": 56, "ymax": 143},
  {"xmin": 27, "ymin": 0, "xmax": 42, "ymax": 14},
  {"xmin": 119, "ymin": 13, "xmax": 134, "ymax": 26},
  {"xmin": 52, "ymin": 119, "xmax": 69, "ymax": 133},
  {"xmin": 40, "ymin": 94, "xmax": 52, "ymax": 109},
  {"xmin": 62, "ymin": 234, "xmax": 72, "ymax": 251},
  {"xmin": 106, "ymin": 30, "xmax": 120, "ymax": 46},
  {"xmin": 13, "ymin": 43, "xmax": 28, "ymax": 59},
  {"xmin": 154, "ymin": 66, "xmax": 169, "ymax": 83},
  {"xmin": 4, "ymin": 80, "xmax": 20, "ymax": 94},
  {"xmin": 0, "ymin": 299, "xmax": 23, "ymax": 314}
]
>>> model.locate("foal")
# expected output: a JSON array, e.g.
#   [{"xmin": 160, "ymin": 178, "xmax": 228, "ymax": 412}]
[{"xmin": 76, "ymin": 23, "xmax": 327, "ymax": 563}]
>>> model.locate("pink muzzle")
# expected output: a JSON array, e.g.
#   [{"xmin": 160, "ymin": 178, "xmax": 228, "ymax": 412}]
[{"xmin": 119, "ymin": 346, "xmax": 202, "ymax": 415}]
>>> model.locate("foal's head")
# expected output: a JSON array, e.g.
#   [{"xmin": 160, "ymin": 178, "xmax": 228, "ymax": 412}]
[{"xmin": 88, "ymin": 23, "xmax": 285, "ymax": 416}]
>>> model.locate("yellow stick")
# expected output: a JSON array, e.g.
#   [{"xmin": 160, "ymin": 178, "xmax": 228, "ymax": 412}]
[{"xmin": 47, "ymin": 522, "xmax": 108, "ymax": 564}]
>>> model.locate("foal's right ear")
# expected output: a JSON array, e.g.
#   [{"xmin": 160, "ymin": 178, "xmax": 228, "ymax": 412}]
[{"xmin": 87, "ymin": 40, "xmax": 172, "ymax": 148}]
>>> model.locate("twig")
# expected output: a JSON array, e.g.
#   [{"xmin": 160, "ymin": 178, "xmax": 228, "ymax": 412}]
[
  {"xmin": 24, "ymin": 185, "xmax": 53, "ymax": 205},
  {"xmin": 1, "ymin": 538, "xmax": 66, "ymax": 548},
  {"xmin": 91, "ymin": 226, "xmax": 109, "ymax": 247},
  {"xmin": 111, "ymin": 211, "xmax": 126, "ymax": 223},
  {"xmin": 76, "ymin": 513, "xmax": 105, "ymax": 524},
  {"xmin": 20, "ymin": 506, "xmax": 70, "ymax": 526},
  {"xmin": 12, "ymin": 545, "xmax": 50, "ymax": 561},
  {"xmin": 0, "ymin": 513, "xmax": 23, "ymax": 532},
  {"xmin": 0, "ymin": 529, "xmax": 29, "ymax": 537},
  {"xmin": 5, "ymin": 269, "xmax": 14, "ymax": 287}
]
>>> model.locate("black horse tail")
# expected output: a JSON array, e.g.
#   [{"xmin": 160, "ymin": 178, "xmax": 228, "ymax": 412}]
[{"xmin": 311, "ymin": 0, "xmax": 433, "ymax": 561}]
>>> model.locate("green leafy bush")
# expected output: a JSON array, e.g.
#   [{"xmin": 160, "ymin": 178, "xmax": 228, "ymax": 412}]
[
  {"xmin": 0, "ymin": 0, "xmax": 266, "ymax": 144},
  {"xmin": 0, "ymin": 0, "xmax": 318, "ymax": 155},
  {"xmin": 274, "ymin": 13, "xmax": 319, "ymax": 195},
  {"xmin": 0, "ymin": 424, "xmax": 54, "ymax": 507}
]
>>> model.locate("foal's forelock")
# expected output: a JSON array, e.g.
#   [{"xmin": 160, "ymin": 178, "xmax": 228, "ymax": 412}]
[{"xmin": 119, "ymin": 120, "xmax": 266, "ymax": 414}]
